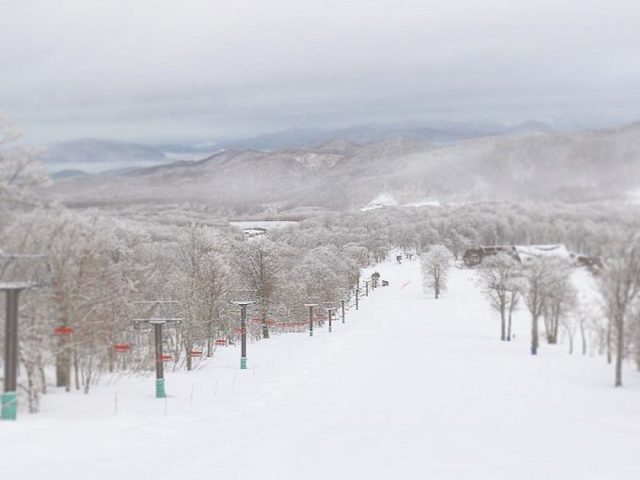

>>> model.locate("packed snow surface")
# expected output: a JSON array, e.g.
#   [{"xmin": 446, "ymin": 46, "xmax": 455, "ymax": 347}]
[
  {"xmin": 229, "ymin": 220, "xmax": 299, "ymax": 230},
  {"xmin": 361, "ymin": 193, "xmax": 399, "ymax": 211},
  {"xmin": 516, "ymin": 243, "xmax": 571, "ymax": 261},
  {"xmin": 3, "ymin": 261, "xmax": 640, "ymax": 479},
  {"xmin": 403, "ymin": 198, "xmax": 442, "ymax": 207}
]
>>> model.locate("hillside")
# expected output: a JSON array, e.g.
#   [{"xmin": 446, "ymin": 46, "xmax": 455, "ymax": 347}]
[
  {"xmin": 46, "ymin": 124, "xmax": 640, "ymax": 213},
  {"xmin": 3, "ymin": 262, "xmax": 638, "ymax": 480}
]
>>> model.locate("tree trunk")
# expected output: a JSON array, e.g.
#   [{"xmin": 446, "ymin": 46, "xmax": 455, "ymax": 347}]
[
  {"xmin": 207, "ymin": 319, "xmax": 214, "ymax": 357},
  {"xmin": 543, "ymin": 315, "xmax": 552, "ymax": 343},
  {"xmin": 73, "ymin": 350, "xmax": 80, "ymax": 391},
  {"xmin": 185, "ymin": 339, "xmax": 193, "ymax": 371},
  {"xmin": 580, "ymin": 321, "xmax": 587, "ymax": 356},
  {"xmin": 38, "ymin": 360, "xmax": 47, "ymax": 394},
  {"xmin": 552, "ymin": 313, "xmax": 560, "ymax": 344},
  {"xmin": 606, "ymin": 319, "xmax": 612, "ymax": 364},
  {"xmin": 500, "ymin": 302, "xmax": 506, "ymax": 341},
  {"xmin": 547, "ymin": 305, "xmax": 560, "ymax": 344},
  {"xmin": 56, "ymin": 341, "xmax": 71, "ymax": 389},
  {"xmin": 507, "ymin": 295, "xmax": 516, "ymax": 342},
  {"xmin": 261, "ymin": 311, "xmax": 270, "ymax": 339},
  {"xmin": 107, "ymin": 345, "xmax": 115, "ymax": 373},
  {"xmin": 83, "ymin": 357, "xmax": 93, "ymax": 394},
  {"xmin": 615, "ymin": 313, "xmax": 624, "ymax": 387},
  {"xmin": 24, "ymin": 360, "xmax": 40, "ymax": 414},
  {"xmin": 568, "ymin": 332, "xmax": 574, "ymax": 354},
  {"xmin": 531, "ymin": 314, "xmax": 539, "ymax": 355}
]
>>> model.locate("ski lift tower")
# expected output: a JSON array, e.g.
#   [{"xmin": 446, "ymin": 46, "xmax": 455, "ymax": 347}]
[
  {"xmin": 228, "ymin": 290, "xmax": 256, "ymax": 369},
  {"xmin": 1, "ymin": 253, "xmax": 44, "ymax": 421},
  {"xmin": 323, "ymin": 301, "xmax": 339, "ymax": 333},
  {"xmin": 132, "ymin": 301, "xmax": 182, "ymax": 399},
  {"xmin": 303, "ymin": 297, "xmax": 321, "ymax": 337}
]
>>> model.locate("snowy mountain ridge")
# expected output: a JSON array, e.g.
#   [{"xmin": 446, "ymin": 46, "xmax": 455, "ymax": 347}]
[{"xmin": 46, "ymin": 123, "xmax": 640, "ymax": 213}]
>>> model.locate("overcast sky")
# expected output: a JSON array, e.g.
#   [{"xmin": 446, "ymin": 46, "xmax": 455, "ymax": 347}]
[{"xmin": 1, "ymin": 0, "xmax": 639, "ymax": 144}]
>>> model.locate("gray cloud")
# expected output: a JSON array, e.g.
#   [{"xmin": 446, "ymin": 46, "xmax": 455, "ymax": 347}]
[{"xmin": 1, "ymin": 0, "xmax": 639, "ymax": 143}]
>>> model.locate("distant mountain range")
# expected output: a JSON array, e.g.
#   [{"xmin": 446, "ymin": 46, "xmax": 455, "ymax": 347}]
[
  {"xmin": 43, "ymin": 138, "xmax": 167, "ymax": 172},
  {"xmin": 216, "ymin": 120, "xmax": 556, "ymax": 151},
  {"xmin": 45, "ymin": 122, "xmax": 640, "ymax": 215},
  {"xmin": 42, "ymin": 120, "xmax": 556, "ymax": 174}
]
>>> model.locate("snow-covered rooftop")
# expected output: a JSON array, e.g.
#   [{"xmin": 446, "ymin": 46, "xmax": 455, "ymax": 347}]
[{"xmin": 515, "ymin": 244, "xmax": 571, "ymax": 261}]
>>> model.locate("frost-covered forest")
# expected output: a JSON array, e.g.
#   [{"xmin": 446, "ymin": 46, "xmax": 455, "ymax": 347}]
[{"xmin": 3, "ymin": 112, "xmax": 640, "ymax": 420}]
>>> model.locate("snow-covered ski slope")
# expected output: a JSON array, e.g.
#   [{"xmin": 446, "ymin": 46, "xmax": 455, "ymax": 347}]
[{"xmin": 3, "ymin": 260, "xmax": 640, "ymax": 479}]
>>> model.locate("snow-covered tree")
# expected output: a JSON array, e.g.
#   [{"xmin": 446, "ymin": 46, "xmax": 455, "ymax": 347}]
[
  {"xmin": 421, "ymin": 245, "xmax": 453, "ymax": 299},
  {"xmin": 235, "ymin": 238, "xmax": 285, "ymax": 339},
  {"xmin": 597, "ymin": 242, "xmax": 640, "ymax": 387},
  {"xmin": 477, "ymin": 253, "xmax": 522, "ymax": 341},
  {"xmin": 543, "ymin": 268, "xmax": 576, "ymax": 345},
  {"xmin": 173, "ymin": 227, "xmax": 232, "ymax": 368},
  {"xmin": 2, "ymin": 208, "xmax": 138, "ymax": 394},
  {"xmin": 523, "ymin": 257, "xmax": 570, "ymax": 355},
  {"xmin": 0, "ymin": 115, "xmax": 49, "ymax": 223}
]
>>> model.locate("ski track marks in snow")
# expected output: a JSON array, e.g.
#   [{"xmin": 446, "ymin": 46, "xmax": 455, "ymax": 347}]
[{"xmin": 2, "ymin": 260, "xmax": 640, "ymax": 479}]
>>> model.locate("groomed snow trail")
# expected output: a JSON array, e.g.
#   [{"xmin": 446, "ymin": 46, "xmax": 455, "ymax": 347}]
[{"xmin": 3, "ymin": 260, "xmax": 640, "ymax": 479}]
